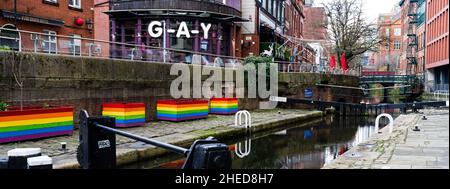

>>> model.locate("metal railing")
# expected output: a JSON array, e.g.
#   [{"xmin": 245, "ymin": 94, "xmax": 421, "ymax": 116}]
[
  {"xmin": 0, "ymin": 27, "xmax": 359, "ymax": 76},
  {"xmin": 110, "ymin": 0, "xmax": 242, "ymax": 17}
]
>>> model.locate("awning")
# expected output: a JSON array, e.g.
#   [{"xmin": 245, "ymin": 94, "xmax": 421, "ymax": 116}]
[{"xmin": 0, "ymin": 10, "xmax": 65, "ymax": 27}]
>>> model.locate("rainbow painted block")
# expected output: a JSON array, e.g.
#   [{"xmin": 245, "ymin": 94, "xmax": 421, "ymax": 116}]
[
  {"xmin": 157, "ymin": 100, "xmax": 209, "ymax": 122},
  {"xmin": 102, "ymin": 103, "xmax": 146, "ymax": 128},
  {"xmin": 210, "ymin": 98, "xmax": 239, "ymax": 115},
  {"xmin": 0, "ymin": 106, "xmax": 74, "ymax": 144}
]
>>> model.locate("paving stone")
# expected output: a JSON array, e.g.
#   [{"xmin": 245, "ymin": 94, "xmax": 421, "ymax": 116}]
[{"xmin": 323, "ymin": 109, "xmax": 449, "ymax": 169}]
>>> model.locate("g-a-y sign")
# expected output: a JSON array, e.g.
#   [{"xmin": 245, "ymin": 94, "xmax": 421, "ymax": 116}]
[{"xmin": 148, "ymin": 21, "xmax": 212, "ymax": 39}]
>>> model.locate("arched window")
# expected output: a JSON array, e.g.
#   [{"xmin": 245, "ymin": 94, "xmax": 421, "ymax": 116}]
[{"xmin": 0, "ymin": 24, "xmax": 21, "ymax": 51}]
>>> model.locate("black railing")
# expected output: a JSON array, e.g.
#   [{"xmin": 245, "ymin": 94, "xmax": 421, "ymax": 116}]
[{"xmin": 110, "ymin": 0, "xmax": 241, "ymax": 17}]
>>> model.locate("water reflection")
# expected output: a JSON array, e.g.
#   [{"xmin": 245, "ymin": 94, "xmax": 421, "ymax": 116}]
[{"xmin": 125, "ymin": 115, "xmax": 394, "ymax": 169}]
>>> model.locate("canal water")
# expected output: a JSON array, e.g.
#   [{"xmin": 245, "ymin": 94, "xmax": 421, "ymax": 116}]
[{"xmin": 124, "ymin": 114, "xmax": 398, "ymax": 169}]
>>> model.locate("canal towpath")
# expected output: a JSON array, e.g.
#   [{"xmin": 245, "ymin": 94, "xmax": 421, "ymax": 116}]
[
  {"xmin": 0, "ymin": 109, "xmax": 323, "ymax": 169},
  {"xmin": 323, "ymin": 108, "xmax": 449, "ymax": 169}
]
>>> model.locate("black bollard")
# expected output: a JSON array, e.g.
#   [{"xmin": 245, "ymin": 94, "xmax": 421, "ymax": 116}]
[{"xmin": 0, "ymin": 156, "xmax": 8, "ymax": 169}]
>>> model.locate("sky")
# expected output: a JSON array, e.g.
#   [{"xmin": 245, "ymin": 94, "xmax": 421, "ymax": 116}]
[{"xmin": 313, "ymin": 0, "xmax": 401, "ymax": 22}]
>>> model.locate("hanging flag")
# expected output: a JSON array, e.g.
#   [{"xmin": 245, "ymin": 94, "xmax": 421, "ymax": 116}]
[
  {"xmin": 341, "ymin": 52, "xmax": 348, "ymax": 73},
  {"xmin": 330, "ymin": 55, "xmax": 336, "ymax": 69}
]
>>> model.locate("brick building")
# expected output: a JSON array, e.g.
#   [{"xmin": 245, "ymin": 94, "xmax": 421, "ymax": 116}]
[
  {"xmin": 285, "ymin": 0, "xmax": 304, "ymax": 40},
  {"xmin": 303, "ymin": 3, "xmax": 329, "ymax": 67},
  {"xmin": 425, "ymin": 0, "xmax": 449, "ymax": 91},
  {"xmin": 376, "ymin": 13, "xmax": 402, "ymax": 71},
  {"xmin": 0, "ymin": 0, "xmax": 95, "ymax": 55},
  {"xmin": 93, "ymin": 0, "xmax": 109, "ymax": 58}
]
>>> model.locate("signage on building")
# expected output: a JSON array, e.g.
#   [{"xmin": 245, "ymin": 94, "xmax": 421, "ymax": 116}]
[
  {"xmin": 305, "ymin": 88, "xmax": 313, "ymax": 99},
  {"xmin": 148, "ymin": 21, "xmax": 212, "ymax": 39}
]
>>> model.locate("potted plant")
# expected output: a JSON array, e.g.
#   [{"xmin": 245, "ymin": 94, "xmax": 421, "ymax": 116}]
[
  {"xmin": 209, "ymin": 98, "xmax": 238, "ymax": 115},
  {"xmin": 0, "ymin": 104, "xmax": 74, "ymax": 144},
  {"xmin": 157, "ymin": 99, "xmax": 209, "ymax": 122},
  {"xmin": 102, "ymin": 102, "xmax": 146, "ymax": 128}
]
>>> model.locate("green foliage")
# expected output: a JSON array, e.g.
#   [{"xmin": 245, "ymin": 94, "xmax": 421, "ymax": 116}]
[
  {"xmin": 243, "ymin": 56, "xmax": 274, "ymax": 90},
  {"xmin": 42, "ymin": 103, "xmax": 50, "ymax": 109},
  {"xmin": 0, "ymin": 102, "xmax": 9, "ymax": 111},
  {"xmin": 0, "ymin": 45, "xmax": 11, "ymax": 51}
]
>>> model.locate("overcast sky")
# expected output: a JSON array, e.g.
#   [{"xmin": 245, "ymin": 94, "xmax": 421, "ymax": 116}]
[{"xmin": 312, "ymin": 0, "xmax": 400, "ymax": 22}]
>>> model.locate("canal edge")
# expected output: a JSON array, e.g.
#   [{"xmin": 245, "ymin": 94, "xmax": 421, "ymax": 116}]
[
  {"xmin": 53, "ymin": 110, "xmax": 324, "ymax": 169},
  {"xmin": 322, "ymin": 113, "xmax": 422, "ymax": 169}
]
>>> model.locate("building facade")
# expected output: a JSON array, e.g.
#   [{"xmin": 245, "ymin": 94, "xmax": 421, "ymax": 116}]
[
  {"xmin": 303, "ymin": 3, "xmax": 328, "ymax": 67},
  {"xmin": 0, "ymin": 0, "xmax": 94, "ymax": 55},
  {"xmin": 376, "ymin": 13, "xmax": 402, "ymax": 72},
  {"xmin": 240, "ymin": 0, "xmax": 260, "ymax": 57},
  {"xmin": 93, "ymin": 0, "xmax": 109, "ymax": 58},
  {"xmin": 399, "ymin": 0, "xmax": 426, "ymax": 76},
  {"xmin": 425, "ymin": 0, "xmax": 449, "ymax": 91},
  {"xmin": 106, "ymin": 0, "xmax": 244, "ymax": 63}
]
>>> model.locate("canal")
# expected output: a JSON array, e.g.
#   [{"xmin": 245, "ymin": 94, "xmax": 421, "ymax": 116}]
[{"xmin": 124, "ymin": 114, "xmax": 398, "ymax": 169}]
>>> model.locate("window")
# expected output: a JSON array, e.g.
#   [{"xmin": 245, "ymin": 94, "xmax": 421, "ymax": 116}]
[
  {"xmin": 69, "ymin": 0, "xmax": 81, "ymax": 9},
  {"xmin": 394, "ymin": 28, "xmax": 401, "ymax": 36},
  {"xmin": 0, "ymin": 24, "xmax": 21, "ymax": 51},
  {"xmin": 385, "ymin": 28, "xmax": 390, "ymax": 37},
  {"xmin": 394, "ymin": 41, "xmax": 401, "ymax": 50},
  {"xmin": 43, "ymin": 30, "xmax": 57, "ymax": 54},
  {"xmin": 45, "ymin": 0, "xmax": 58, "ymax": 3},
  {"xmin": 70, "ymin": 34, "xmax": 81, "ymax": 56}
]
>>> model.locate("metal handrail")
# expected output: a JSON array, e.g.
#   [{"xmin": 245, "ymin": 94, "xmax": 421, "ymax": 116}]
[{"xmin": 95, "ymin": 123, "xmax": 189, "ymax": 155}]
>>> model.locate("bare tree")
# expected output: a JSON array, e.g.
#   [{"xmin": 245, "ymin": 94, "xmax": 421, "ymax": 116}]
[{"xmin": 323, "ymin": 0, "xmax": 383, "ymax": 68}]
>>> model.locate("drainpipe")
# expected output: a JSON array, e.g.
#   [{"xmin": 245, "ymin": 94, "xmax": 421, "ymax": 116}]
[{"xmin": 14, "ymin": 0, "xmax": 17, "ymax": 27}]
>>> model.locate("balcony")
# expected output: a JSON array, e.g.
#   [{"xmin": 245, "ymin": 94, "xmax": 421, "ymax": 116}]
[{"xmin": 108, "ymin": 0, "xmax": 242, "ymax": 20}]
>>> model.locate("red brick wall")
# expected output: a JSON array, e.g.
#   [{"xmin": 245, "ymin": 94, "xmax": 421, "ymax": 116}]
[
  {"xmin": 303, "ymin": 7, "xmax": 327, "ymax": 40},
  {"xmin": 94, "ymin": 0, "xmax": 109, "ymax": 57},
  {"xmin": 0, "ymin": 0, "xmax": 94, "ymax": 54}
]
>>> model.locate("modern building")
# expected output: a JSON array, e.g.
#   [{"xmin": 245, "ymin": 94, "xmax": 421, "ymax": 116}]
[
  {"xmin": 376, "ymin": 12, "xmax": 402, "ymax": 72},
  {"xmin": 105, "ymin": 0, "xmax": 245, "ymax": 62},
  {"xmin": 425, "ymin": 0, "xmax": 449, "ymax": 92},
  {"xmin": 0, "ymin": 0, "xmax": 95, "ymax": 55}
]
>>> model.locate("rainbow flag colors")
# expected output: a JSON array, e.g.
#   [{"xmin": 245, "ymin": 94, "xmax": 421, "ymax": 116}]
[
  {"xmin": 157, "ymin": 100, "xmax": 209, "ymax": 122},
  {"xmin": 102, "ymin": 103, "xmax": 146, "ymax": 128},
  {"xmin": 0, "ymin": 106, "xmax": 74, "ymax": 144},
  {"xmin": 210, "ymin": 98, "xmax": 239, "ymax": 115}
]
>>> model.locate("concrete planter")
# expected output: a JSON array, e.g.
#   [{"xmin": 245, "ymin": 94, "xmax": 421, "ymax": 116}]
[
  {"xmin": 210, "ymin": 98, "xmax": 238, "ymax": 115},
  {"xmin": 0, "ymin": 106, "xmax": 74, "ymax": 144},
  {"xmin": 157, "ymin": 99, "xmax": 209, "ymax": 122},
  {"xmin": 102, "ymin": 103, "xmax": 146, "ymax": 128}
]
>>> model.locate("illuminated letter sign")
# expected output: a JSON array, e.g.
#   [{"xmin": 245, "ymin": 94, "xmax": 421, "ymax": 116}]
[
  {"xmin": 148, "ymin": 21, "xmax": 163, "ymax": 38},
  {"xmin": 147, "ymin": 21, "xmax": 211, "ymax": 39}
]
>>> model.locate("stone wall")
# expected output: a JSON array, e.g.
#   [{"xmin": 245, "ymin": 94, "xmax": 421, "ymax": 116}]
[
  {"xmin": 0, "ymin": 52, "xmax": 260, "ymax": 125},
  {"xmin": 278, "ymin": 72, "xmax": 362, "ymax": 109},
  {"xmin": 0, "ymin": 52, "xmax": 360, "ymax": 125}
]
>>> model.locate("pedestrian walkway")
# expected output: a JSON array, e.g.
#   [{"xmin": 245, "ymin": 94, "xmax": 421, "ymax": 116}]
[{"xmin": 323, "ymin": 109, "xmax": 449, "ymax": 169}]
